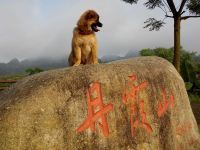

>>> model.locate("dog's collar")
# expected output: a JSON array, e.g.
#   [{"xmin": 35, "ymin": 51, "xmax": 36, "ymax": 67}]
[{"xmin": 78, "ymin": 28, "xmax": 93, "ymax": 35}]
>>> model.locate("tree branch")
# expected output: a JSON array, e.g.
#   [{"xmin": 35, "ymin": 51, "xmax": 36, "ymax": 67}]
[
  {"xmin": 158, "ymin": 6, "xmax": 167, "ymax": 14},
  {"xmin": 178, "ymin": 0, "xmax": 187, "ymax": 14},
  {"xmin": 181, "ymin": 15, "xmax": 200, "ymax": 20},
  {"xmin": 162, "ymin": 0, "xmax": 171, "ymax": 12},
  {"xmin": 180, "ymin": 11, "xmax": 186, "ymax": 15},
  {"xmin": 165, "ymin": 15, "xmax": 174, "ymax": 18},
  {"xmin": 166, "ymin": 0, "xmax": 177, "ymax": 15},
  {"xmin": 144, "ymin": 18, "xmax": 165, "ymax": 31}
]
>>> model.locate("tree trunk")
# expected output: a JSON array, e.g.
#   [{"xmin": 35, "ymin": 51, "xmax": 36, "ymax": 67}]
[{"xmin": 173, "ymin": 16, "xmax": 181, "ymax": 73}]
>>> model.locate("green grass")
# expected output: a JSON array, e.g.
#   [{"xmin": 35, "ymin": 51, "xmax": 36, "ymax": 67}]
[
  {"xmin": 0, "ymin": 73, "xmax": 26, "ymax": 80},
  {"xmin": 0, "ymin": 73, "xmax": 27, "ymax": 88}
]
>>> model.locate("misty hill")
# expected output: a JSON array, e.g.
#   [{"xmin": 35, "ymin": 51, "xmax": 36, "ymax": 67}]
[
  {"xmin": 101, "ymin": 55, "xmax": 123, "ymax": 63},
  {"xmin": 101, "ymin": 50, "xmax": 139, "ymax": 63},
  {"xmin": 124, "ymin": 50, "xmax": 139, "ymax": 58},
  {"xmin": 0, "ymin": 50, "xmax": 139, "ymax": 76},
  {"xmin": 0, "ymin": 57, "xmax": 68, "ymax": 76}
]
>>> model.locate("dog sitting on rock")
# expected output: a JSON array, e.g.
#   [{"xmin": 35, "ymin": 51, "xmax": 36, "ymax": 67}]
[{"xmin": 68, "ymin": 10, "xmax": 103, "ymax": 66}]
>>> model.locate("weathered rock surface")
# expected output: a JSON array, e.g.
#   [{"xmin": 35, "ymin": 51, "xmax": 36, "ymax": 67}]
[{"xmin": 0, "ymin": 57, "xmax": 199, "ymax": 150}]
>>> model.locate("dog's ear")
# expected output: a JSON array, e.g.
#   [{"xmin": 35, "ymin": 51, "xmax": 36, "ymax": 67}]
[
  {"xmin": 77, "ymin": 12, "xmax": 92, "ymax": 34},
  {"xmin": 85, "ymin": 11, "xmax": 99, "ymax": 20},
  {"xmin": 77, "ymin": 14, "xmax": 87, "ymax": 27},
  {"xmin": 85, "ymin": 11, "xmax": 94, "ymax": 20},
  {"xmin": 78, "ymin": 24, "xmax": 89, "ymax": 34}
]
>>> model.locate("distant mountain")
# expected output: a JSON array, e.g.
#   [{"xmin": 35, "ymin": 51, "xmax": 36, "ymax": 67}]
[
  {"xmin": 100, "ymin": 50, "xmax": 139, "ymax": 63},
  {"xmin": 0, "ymin": 50, "xmax": 139, "ymax": 75},
  {"xmin": 124, "ymin": 50, "xmax": 139, "ymax": 58},
  {"xmin": 101, "ymin": 55, "xmax": 123, "ymax": 63},
  {"xmin": 0, "ymin": 57, "xmax": 68, "ymax": 76}
]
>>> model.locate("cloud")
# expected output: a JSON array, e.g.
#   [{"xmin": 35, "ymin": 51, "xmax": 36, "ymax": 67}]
[{"xmin": 0, "ymin": 0, "xmax": 199, "ymax": 62}]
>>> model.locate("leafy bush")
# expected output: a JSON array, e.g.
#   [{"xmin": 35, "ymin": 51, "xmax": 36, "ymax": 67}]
[
  {"xmin": 25, "ymin": 67, "xmax": 43, "ymax": 75},
  {"xmin": 185, "ymin": 82, "xmax": 193, "ymax": 91},
  {"xmin": 140, "ymin": 47, "xmax": 200, "ymax": 102},
  {"xmin": 189, "ymin": 93, "xmax": 200, "ymax": 103},
  {"xmin": 140, "ymin": 47, "xmax": 174, "ymax": 62}
]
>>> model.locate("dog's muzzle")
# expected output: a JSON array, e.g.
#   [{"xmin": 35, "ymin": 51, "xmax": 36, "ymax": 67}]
[
  {"xmin": 96, "ymin": 21, "xmax": 103, "ymax": 27},
  {"xmin": 91, "ymin": 21, "xmax": 103, "ymax": 32}
]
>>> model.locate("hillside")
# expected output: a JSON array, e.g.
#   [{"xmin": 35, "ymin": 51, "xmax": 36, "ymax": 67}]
[
  {"xmin": 0, "ymin": 57, "xmax": 68, "ymax": 75},
  {"xmin": 0, "ymin": 50, "xmax": 139, "ymax": 75}
]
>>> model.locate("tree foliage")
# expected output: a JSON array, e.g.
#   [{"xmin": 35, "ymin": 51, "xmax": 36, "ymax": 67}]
[
  {"xmin": 122, "ymin": 0, "xmax": 200, "ymax": 73},
  {"xmin": 122, "ymin": 0, "xmax": 200, "ymax": 30},
  {"xmin": 144, "ymin": 18, "xmax": 165, "ymax": 31},
  {"xmin": 122, "ymin": 0, "xmax": 138, "ymax": 4},
  {"xmin": 25, "ymin": 67, "xmax": 44, "ymax": 75},
  {"xmin": 140, "ymin": 47, "xmax": 200, "ymax": 96},
  {"xmin": 187, "ymin": 0, "xmax": 200, "ymax": 15},
  {"xmin": 140, "ymin": 47, "xmax": 174, "ymax": 62}
]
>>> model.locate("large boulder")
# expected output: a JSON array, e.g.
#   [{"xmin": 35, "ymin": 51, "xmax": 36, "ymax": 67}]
[{"xmin": 0, "ymin": 57, "xmax": 199, "ymax": 150}]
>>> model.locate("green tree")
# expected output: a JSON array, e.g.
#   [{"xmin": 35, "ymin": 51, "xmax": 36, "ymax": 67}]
[
  {"xmin": 25, "ymin": 67, "xmax": 44, "ymax": 75},
  {"xmin": 122, "ymin": 0, "xmax": 200, "ymax": 73},
  {"xmin": 140, "ymin": 47, "xmax": 174, "ymax": 62},
  {"xmin": 140, "ymin": 48, "xmax": 155, "ymax": 56},
  {"xmin": 140, "ymin": 48, "xmax": 200, "ymax": 95}
]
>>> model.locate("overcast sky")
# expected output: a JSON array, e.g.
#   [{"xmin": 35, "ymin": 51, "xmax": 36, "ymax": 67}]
[{"xmin": 0, "ymin": 0, "xmax": 200, "ymax": 63}]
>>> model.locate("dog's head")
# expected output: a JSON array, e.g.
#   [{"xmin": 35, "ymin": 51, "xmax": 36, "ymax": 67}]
[{"xmin": 77, "ymin": 10, "xmax": 103, "ymax": 35}]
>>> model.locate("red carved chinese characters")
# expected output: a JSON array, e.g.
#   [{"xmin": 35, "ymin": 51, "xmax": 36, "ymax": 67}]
[
  {"xmin": 122, "ymin": 74, "xmax": 153, "ymax": 136},
  {"xmin": 76, "ymin": 81, "xmax": 113, "ymax": 137},
  {"xmin": 76, "ymin": 74, "xmax": 176, "ymax": 138},
  {"xmin": 122, "ymin": 75, "xmax": 147, "ymax": 104},
  {"xmin": 157, "ymin": 89, "xmax": 174, "ymax": 117},
  {"xmin": 131, "ymin": 100, "xmax": 153, "ymax": 135}
]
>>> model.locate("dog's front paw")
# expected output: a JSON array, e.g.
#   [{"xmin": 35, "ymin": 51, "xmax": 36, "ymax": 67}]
[
  {"xmin": 73, "ymin": 62, "xmax": 81, "ymax": 66},
  {"xmin": 93, "ymin": 60, "xmax": 99, "ymax": 64},
  {"xmin": 72, "ymin": 60, "xmax": 81, "ymax": 66}
]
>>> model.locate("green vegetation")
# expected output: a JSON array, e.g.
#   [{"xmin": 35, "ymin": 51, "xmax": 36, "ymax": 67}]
[
  {"xmin": 140, "ymin": 47, "xmax": 200, "ymax": 103},
  {"xmin": 25, "ymin": 67, "xmax": 44, "ymax": 75},
  {"xmin": 189, "ymin": 93, "xmax": 200, "ymax": 103},
  {"xmin": 122, "ymin": 0, "xmax": 200, "ymax": 72},
  {"xmin": 140, "ymin": 47, "xmax": 200, "ymax": 130},
  {"xmin": 0, "ymin": 73, "xmax": 27, "ymax": 89},
  {"xmin": 0, "ymin": 67, "xmax": 44, "ymax": 90},
  {"xmin": 0, "ymin": 73, "xmax": 26, "ymax": 80},
  {"xmin": 140, "ymin": 47, "xmax": 174, "ymax": 62}
]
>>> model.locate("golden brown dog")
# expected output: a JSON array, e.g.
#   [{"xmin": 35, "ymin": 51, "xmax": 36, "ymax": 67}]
[{"xmin": 68, "ymin": 10, "xmax": 103, "ymax": 66}]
